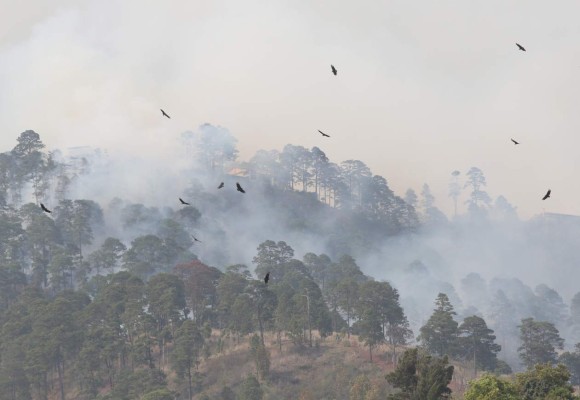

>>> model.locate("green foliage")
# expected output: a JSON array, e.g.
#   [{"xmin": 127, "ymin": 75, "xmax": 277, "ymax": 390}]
[
  {"xmin": 250, "ymin": 334, "xmax": 271, "ymax": 380},
  {"xmin": 238, "ymin": 374, "xmax": 263, "ymax": 400},
  {"xmin": 21, "ymin": 204, "xmax": 60, "ymax": 287},
  {"xmin": 0, "ymin": 264, "xmax": 27, "ymax": 311},
  {"xmin": 457, "ymin": 315, "xmax": 501, "ymax": 372},
  {"xmin": 54, "ymin": 199, "xmax": 103, "ymax": 284},
  {"xmin": 174, "ymin": 260, "xmax": 222, "ymax": 324},
  {"xmin": 271, "ymin": 268, "xmax": 332, "ymax": 346},
  {"xmin": 0, "ymin": 129, "xmax": 426, "ymax": 399},
  {"xmin": 87, "ymin": 237, "xmax": 126, "ymax": 275},
  {"xmin": 217, "ymin": 265, "xmax": 253, "ymax": 338},
  {"xmin": 101, "ymin": 369, "xmax": 168, "ymax": 400},
  {"xmin": 353, "ymin": 308, "xmax": 384, "ymax": 362},
  {"xmin": 171, "ymin": 319, "xmax": 204, "ymax": 399},
  {"xmin": 146, "ymin": 273, "xmax": 186, "ymax": 330},
  {"xmin": 123, "ymin": 234, "xmax": 172, "ymax": 278},
  {"xmin": 386, "ymin": 348, "xmax": 454, "ymax": 400},
  {"xmin": 141, "ymin": 388, "xmax": 176, "ymax": 400},
  {"xmin": 230, "ymin": 294, "xmax": 256, "ymax": 338},
  {"xmin": 156, "ymin": 218, "xmax": 192, "ymax": 251},
  {"xmin": 244, "ymin": 280, "xmax": 277, "ymax": 344},
  {"xmin": 10, "ymin": 130, "xmax": 53, "ymax": 203},
  {"xmin": 273, "ymin": 282, "xmax": 304, "ymax": 345},
  {"xmin": 356, "ymin": 280, "xmax": 411, "ymax": 362},
  {"xmin": 0, "ymin": 209, "xmax": 26, "ymax": 270},
  {"xmin": 47, "ymin": 246, "xmax": 74, "ymax": 291},
  {"xmin": 5, "ymin": 129, "xmax": 579, "ymax": 400},
  {"xmin": 514, "ymin": 364, "xmax": 577, "ymax": 400},
  {"xmin": 417, "ymin": 293, "xmax": 458, "ymax": 357},
  {"xmin": 559, "ymin": 343, "xmax": 580, "ymax": 385},
  {"xmin": 464, "ymin": 374, "xmax": 519, "ymax": 400},
  {"xmin": 336, "ymin": 278, "xmax": 359, "ymax": 337},
  {"xmin": 518, "ymin": 318, "xmax": 564, "ymax": 369},
  {"xmin": 252, "ymin": 240, "xmax": 295, "ymax": 282},
  {"xmin": 302, "ymin": 253, "xmax": 332, "ymax": 290}
]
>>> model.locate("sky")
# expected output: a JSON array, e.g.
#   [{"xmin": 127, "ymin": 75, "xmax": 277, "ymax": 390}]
[{"xmin": 1, "ymin": 0, "xmax": 580, "ymax": 218}]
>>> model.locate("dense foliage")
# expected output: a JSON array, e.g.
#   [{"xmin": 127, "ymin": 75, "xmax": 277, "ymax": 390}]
[{"xmin": 1, "ymin": 128, "xmax": 580, "ymax": 398}]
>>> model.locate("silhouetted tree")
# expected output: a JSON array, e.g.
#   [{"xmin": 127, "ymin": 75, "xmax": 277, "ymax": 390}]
[
  {"xmin": 191, "ymin": 123, "xmax": 238, "ymax": 172},
  {"xmin": 559, "ymin": 343, "xmax": 580, "ymax": 386},
  {"xmin": 464, "ymin": 167, "xmax": 491, "ymax": 217},
  {"xmin": 386, "ymin": 348, "xmax": 454, "ymax": 400},
  {"xmin": 252, "ymin": 240, "xmax": 294, "ymax": 281},
  {"xmin": 518, "ymin": 318, "xmax": 564, "ymax": 369},
  {"xmin": 171, "ymin": 320, "xmax": 204, "ymax": 400},
  {"xmin": 457, "ymin": 315, "xmax": 501, "ymax": 375},
  {"xmin": 418, "ymin": 293, "xmax": 458, "ymax": 357},
  {"xmin": 174, "ymin": 260, "xmax": 222, "ymax": 323}
]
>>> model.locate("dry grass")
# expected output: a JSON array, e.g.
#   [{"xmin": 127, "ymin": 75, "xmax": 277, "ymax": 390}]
[
  {"xmin": 178, "ymin": 331, "xmax": 480, "ymax": 399},
  {"xmin": 187, "ymin": 331, "xmax": 400, "ymax": 399}
]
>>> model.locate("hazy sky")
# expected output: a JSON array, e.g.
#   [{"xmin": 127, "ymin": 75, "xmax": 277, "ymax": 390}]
[{"xmin": 2, "ymin": 0, "xmax": 580, "ymax": 218}]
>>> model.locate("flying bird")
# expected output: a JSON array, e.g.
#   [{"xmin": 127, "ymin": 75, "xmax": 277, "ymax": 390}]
[
  {"xmin": 516, "ymin": 43, "xmax": 526, "ymax": 51},
  {"xmin": 191, "ymin": 235, "xmax": 202, "ymax": 243},
  {"xmin": 218, "ymin": 182, "xmax": 224, "ymax": 189},
  {"xmin": 331, "ymin": 65, "xmax": 337, "ymax": 76},
  {"xmin": 179, "ymin": 198, "xmax": 190, "ymax": 205},
  {"xmin": 236, "ymin": 182, "xmax": 246, "ymax": 194},
  {"xmin": 542, "ymin": 189, "xmax": 551, "ymax": 200},
  {"xmin": 160, "ymin": 109, "xmax": 171, "ymax": 119},
  {"xmin": 511, "ymin": 138, "xmax": 520, "ymax": 145},
  {"xmin": 318, "ymin": 130, "xmax": 330, "ymax": 138},
  {"xmin": 264, "ymin": 272, "xmax": 270, "ymax": 285},
  {"xmin": 40, "ymin": 203, "xmax": 52, "ymax": 213}
]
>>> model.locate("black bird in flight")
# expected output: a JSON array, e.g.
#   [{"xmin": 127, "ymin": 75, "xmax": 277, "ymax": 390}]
[
  {"xmin": 218, "ymin": 182, "xmax": 224, "ymax": 189},
  {"xmin": 516, "ymin": 43, "xmax": 526, "ymax": 51},
  {"xmin": 161, "ymin": 109, "xmax": 171, "ymax": 119},
  {"xmin": 542, "ymin": 189, "xmax": 551, "ymax": 200},
  {"xmin": 331, "ymin": 65, "xmax": 337, "ymax": 76},
  {"xmin": 191, "ymin": 235, "xmax": 202, "ymax": 243},
  {"xmin": 236, "ymin": 182, "xmax": 246, "ymax": 194},
  {"xmin": 511, "ymin": 138, "xmax": 520, "ymax": 145},
  {"xmin": 264, "ymin": 272, "xmax": 270, "ymax": 285},
  {"xmin": 40, "ymin": 203, "xmax": 52, "ymax": 213},
  {"xmin": 318, "ymin": 130, "xmax": 330, "ymax": 138},
  {"xmin": 179, "ymin": 198, "xmax": 190, "ymax": 205}
]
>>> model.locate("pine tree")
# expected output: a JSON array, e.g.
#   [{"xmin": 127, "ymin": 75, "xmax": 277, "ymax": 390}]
[
  {"xmin": 418, "ymin": 293, "xmax": 458, "ymax": 357},
  {"xmin": 171, "ymin": 320, "xmax": 204, "ymax": 400},
  {"xmin": 518, "ymin": 318, "xmax": 564, "ymax": 369},
  {"xmin": 457, "ymin": 315, "xmax": 501, "ymax": 375},
  {"xmin": 355, "ymin": 308, "xmax": 384, "ymax": 362},
  {"xmin": 386, "ymin": 348, "xmax": 454, "ymax": 400}
]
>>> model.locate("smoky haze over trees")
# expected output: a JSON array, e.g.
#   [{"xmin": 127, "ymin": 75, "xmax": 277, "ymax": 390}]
[{"xmin": 2, "ymin": 126, "xmax": 580, "ymax": 398}]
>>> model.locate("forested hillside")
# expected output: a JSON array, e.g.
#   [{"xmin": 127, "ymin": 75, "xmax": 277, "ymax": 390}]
[{"xmin": 2, "ymin": 126, "xmax": 580, "ymax": 399}]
